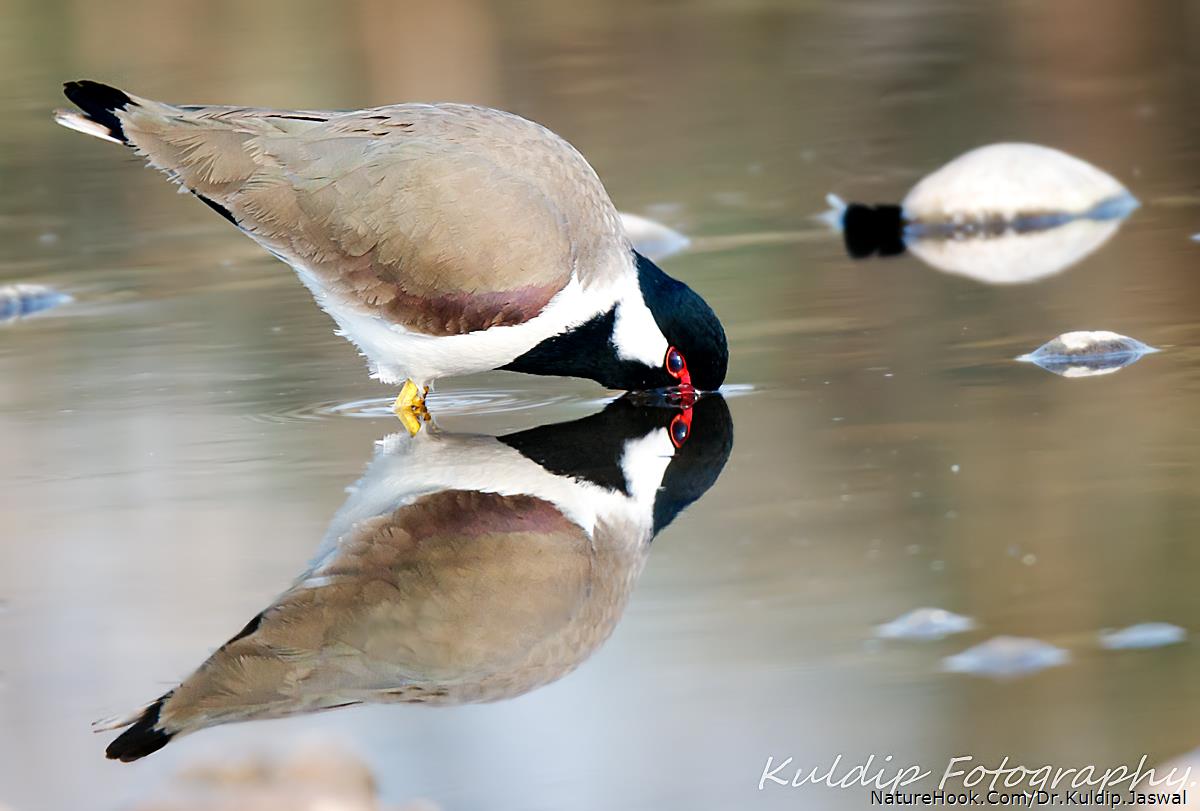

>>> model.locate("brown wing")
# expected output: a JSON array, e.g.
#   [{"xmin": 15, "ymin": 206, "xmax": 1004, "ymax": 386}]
[{"xmin": 115, "ymin": 100, "xmax": 627, "ymax": 335}]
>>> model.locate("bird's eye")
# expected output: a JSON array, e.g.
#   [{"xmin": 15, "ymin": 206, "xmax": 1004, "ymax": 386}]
[
  {"xmin": 666, "ymin": 346, "xmax": 687, "ymax": 378},
  {"xmin": 670, "ymin": 412, "xmax": 691, "ymax": 448}
]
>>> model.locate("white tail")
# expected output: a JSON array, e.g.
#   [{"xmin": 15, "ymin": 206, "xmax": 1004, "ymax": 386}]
[{"xmin": 53, "ymin": 110, "xmax": 122, "ymax": 144}]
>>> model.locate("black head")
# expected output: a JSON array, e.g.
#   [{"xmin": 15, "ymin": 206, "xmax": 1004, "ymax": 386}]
[
  {"xmin": 501, "ymin": 252, "xmax": 728, "ymax": 392},
  {"xmin": 633, "ymin": 252, "xmax": 728, "ymax": 391}
]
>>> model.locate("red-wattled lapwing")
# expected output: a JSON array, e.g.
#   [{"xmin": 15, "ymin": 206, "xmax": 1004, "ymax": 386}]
[{"xmin": 56, "ymin": 81, "xmax": 727, "ymax": 432}]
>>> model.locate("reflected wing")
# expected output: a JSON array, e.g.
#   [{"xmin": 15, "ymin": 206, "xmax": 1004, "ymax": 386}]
[
  {"xmin": 108, "ymin": 489, "xmax": 616, "ymax": 756},
  {"xmin": 293, "ymin": 489, "xmax": 597, "ymax": 685}
]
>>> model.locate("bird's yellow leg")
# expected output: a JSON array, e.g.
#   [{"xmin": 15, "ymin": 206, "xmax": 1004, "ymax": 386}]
[{"xmin": 392, "ymin": 380, "xmax": 431, "ymax": 436}]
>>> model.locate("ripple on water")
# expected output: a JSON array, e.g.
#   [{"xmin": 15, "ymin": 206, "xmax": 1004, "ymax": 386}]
[
  {"xmin": 255, "ymin": 383, "xmax": 756, "ymax": 423},
  {"xmin": 255, "ymin": 388, "xmax": 596, "ymax": 423}
]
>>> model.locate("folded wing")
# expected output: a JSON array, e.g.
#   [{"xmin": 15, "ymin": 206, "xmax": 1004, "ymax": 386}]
[{"xmin": 95, "ymin": 91, "xmax": 628, "ymax": 335}]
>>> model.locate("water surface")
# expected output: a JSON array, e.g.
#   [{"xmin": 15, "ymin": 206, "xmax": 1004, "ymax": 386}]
[{"xmin": 3, "ymin": 1, "xmax": 1200, "ymax": 809}]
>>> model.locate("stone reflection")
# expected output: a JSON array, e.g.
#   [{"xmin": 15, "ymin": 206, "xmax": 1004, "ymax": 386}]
[
  {"xmin": 828, "ymin": 143, "xmax": 1139, "ymax": 284},
  {"xmin": 98, "ymin": 393, "xmax": 733, "ymax": 762}
]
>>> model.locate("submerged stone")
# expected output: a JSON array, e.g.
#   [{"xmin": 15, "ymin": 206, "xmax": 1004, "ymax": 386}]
[
  {"xmin": 1099, "ymin": 622, "xmax": 1187, "ymax": 650},
  {"xmin": 0, "ymin": 283, "xmax": 72, "ymax": 322},
  {"xmin": 942, "ymin": 636, "xmax": 1069, "ymax": 678},
  {"xmin": 1018, "ymin": 330, "xmax": 1158, "ymax": 377},
  {"xmin": 876, "ymin": 607, "xmax": 975, "ymax": 641},
  {"xmin": 902, "ymin": 143, "xmax": 1137, "ymax": 234}
]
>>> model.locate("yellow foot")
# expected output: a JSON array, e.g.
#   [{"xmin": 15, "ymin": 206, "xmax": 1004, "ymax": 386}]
[{"xmin": 392, "ymin": 380, "xmax": 431, "ymax": 436}]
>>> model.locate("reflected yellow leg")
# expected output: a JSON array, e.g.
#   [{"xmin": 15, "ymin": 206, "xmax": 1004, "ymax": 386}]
[{"xmin": 392, "ymin": 380, "xmax": 431, "ymax": 436}]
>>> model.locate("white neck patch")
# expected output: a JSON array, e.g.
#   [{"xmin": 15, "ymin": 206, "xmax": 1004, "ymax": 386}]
[
  {"xmin": 618, "ymin": 428, "xmax": 677, "ymax": 510},
  {"xmin": 611, "ymin": 284, "xmax": 669, "ymax": 368}
]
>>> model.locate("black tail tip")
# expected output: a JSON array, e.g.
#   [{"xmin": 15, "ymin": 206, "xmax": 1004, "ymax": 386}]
[
  {"xmin": 62, "ymin": 80, "xmax": 133, "ymax": 143},
  {"xmin": 105, "ymin": 696, "xmax": 174, "ymax": 763}
]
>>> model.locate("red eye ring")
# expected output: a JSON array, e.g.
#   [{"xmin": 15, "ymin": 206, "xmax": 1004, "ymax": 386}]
[
  {"xmin": 665, "ymin": 346, "xmax": 691, "ymax": 388},
  {"xmin": 669, "ymin": 408, "xmax": 693, "ymax": 449}
]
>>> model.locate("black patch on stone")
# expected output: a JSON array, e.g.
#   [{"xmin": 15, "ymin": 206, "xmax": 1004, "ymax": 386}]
[{"xmin": 842, "ymin": 203, "xmax": 906, "ymax": 258}]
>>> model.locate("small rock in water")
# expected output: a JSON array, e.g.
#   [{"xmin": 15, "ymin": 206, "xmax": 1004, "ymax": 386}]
[
  {"xmin": 0, "ymin": 283, "xmax": 72, "ymax": 322},
  {"xmin": 943, "ymin": 636, "xmax": 1069, "ymax": 678},
  {"xmin": 876, "ymin": 607, "xmax": 975, "ymax": 641},
  {"xmin": 618, "ymin": 211, "xmax": 691, "ymax": 261},
  {"xmin": 1018, "ymin": 330, "xmax": 1157, "ymax": 377},
  {"xmin": 1099, "ymin": 622, "xmax": 1187, "ymax": 650},
  {"xmin": 827, "ymin": 143, "xmax": 1138, "ymax": 283}
]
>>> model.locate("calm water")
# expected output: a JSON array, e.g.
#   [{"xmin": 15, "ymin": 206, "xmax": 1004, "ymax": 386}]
[{"xmin": 4, "ymin": 1, "xmax": 1200, "ymax": 809}]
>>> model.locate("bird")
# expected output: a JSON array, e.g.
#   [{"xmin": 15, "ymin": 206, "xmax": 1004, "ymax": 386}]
[
  {"xmin": 55, "ymin": 81, "xmax": 728, "ymax": 432},
  {"xmin": 95, "ymin": 393, "xmax": 733, "ymax": 761}
]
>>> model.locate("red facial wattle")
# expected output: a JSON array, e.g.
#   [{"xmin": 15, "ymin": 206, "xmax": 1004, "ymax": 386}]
[
  {"xmin": 665, "ymin": 346, "xmax": 693, "ymax": 390},
  {"xmin": 665, "ymin": 346, "xmax": 695, "ymax": 448},
  {"xmin": 669, "ymin": 407, "xmax": 693, "ymax": 449}
]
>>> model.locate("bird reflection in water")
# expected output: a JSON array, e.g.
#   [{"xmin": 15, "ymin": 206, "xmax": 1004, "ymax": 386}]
[{"xmin": 98, "ymin": 393, "xmax": 733, "ymax": 761}]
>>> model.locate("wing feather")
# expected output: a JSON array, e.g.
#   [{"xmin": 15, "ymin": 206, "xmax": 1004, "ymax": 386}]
[{"xmin": 116, "ymin": 100, "xmax": 627, "ymax": 335}]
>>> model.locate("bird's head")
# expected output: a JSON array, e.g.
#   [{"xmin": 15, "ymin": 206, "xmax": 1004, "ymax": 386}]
[
  {"xmin": 628, "ymin": 252, "xmax": 728, "ymax": 392},
  {"xmin": 503, "ymin": 252, "xmax": 728, "ymax": 392}
]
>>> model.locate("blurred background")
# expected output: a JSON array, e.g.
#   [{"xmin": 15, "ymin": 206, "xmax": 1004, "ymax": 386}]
[{"xmin": 3, "ymin": 0, "xmax": 1200, "ymax": 808}]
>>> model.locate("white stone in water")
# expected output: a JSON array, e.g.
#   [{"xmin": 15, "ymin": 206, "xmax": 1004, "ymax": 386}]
[
  {"xmin": 902, "ymin": 144, "xmax": 1138, "ymax": 284},
  {"xmin": 942, "ymin": 636, "xmax": 1069, "ymax": 678},
  {"xmin": 619, "ymin": 211, "xmax": 691, "ymax": 261},
  {"xmin": 1017, "ymin": 330, "xmax": 1158, "ymax": 377},
  {"xmin": 902, "ymin": 143, "xmax": 1136, "ymax": 227},
  {"xmin": 876, "ymin": 607, "xmax": 975, "ymax": 641},
  {"xmin": 1099, "ymin": 622, "xmax": 1187, "ymax": 650},
  {"xmin": 826, "ymin": 144, "xmax": 1137, "ymax": 284}
]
